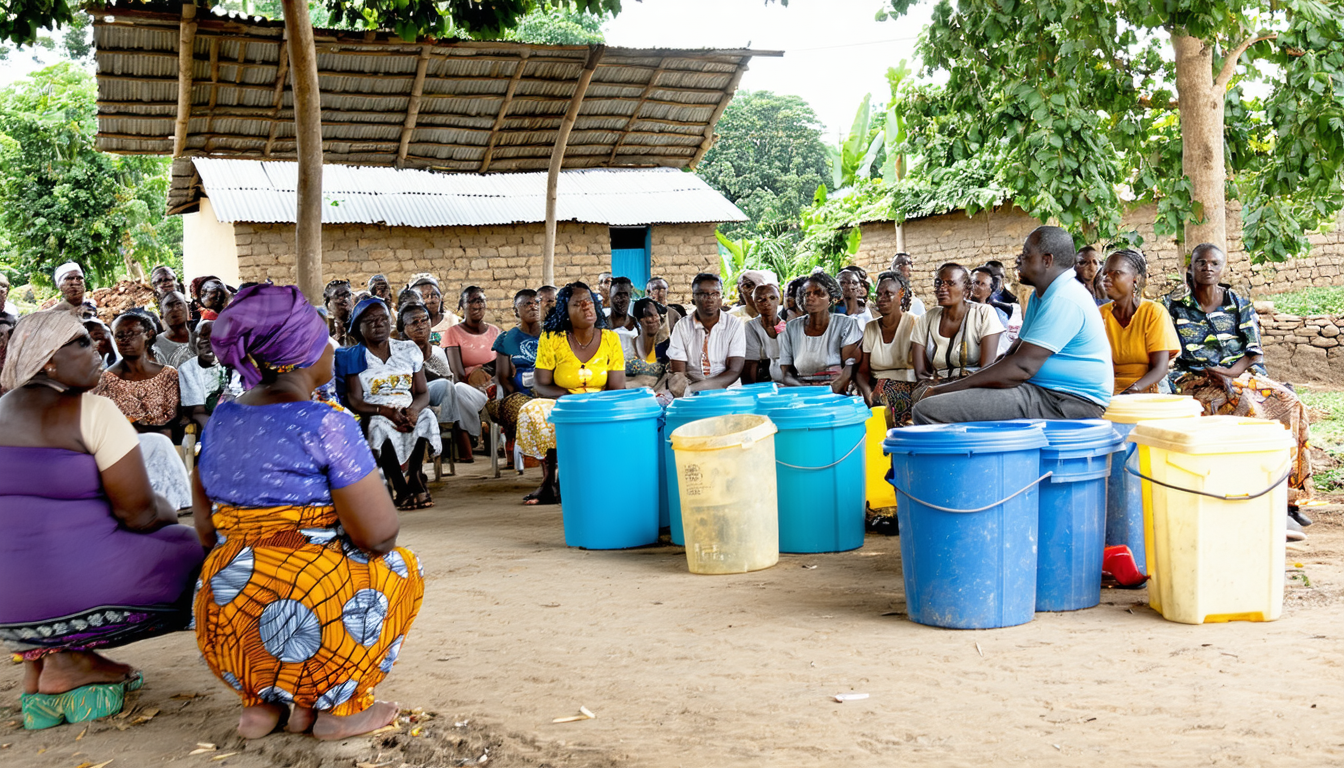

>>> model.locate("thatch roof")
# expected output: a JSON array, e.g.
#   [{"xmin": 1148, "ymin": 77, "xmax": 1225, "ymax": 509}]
[{"xmin": 93, "ymin": 2, "xmax": 781, "ymax": 176}]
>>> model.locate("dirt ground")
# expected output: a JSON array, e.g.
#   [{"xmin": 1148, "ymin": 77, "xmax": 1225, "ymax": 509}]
[{"xmin": 5, "ymin": 463, "xmax": 1344, "ymax": 768}]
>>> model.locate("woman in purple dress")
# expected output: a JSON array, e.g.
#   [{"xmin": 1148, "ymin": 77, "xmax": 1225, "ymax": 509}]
[{"xmin": 0, "ymin": 310, "xmax": 203, "ymax": 730}]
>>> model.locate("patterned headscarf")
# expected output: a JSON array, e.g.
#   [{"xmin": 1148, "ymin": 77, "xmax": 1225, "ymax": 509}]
[
  {"xmin": 407, "ymin": 273, "xmax": 439, "ymax": 290},
  {"xmin": 211, "ymin": 284, "xmax": 329, "ymax": 389},
  {"xmin": 0, "ymin": 310, "xmax": 85, "ymax": 392},
  {"xmin": 191, "ymin": 275, "xmax": 221, "ymax": 300}
]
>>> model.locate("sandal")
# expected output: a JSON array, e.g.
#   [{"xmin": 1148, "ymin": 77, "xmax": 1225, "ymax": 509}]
[
  {"xmin": 414, "ymin": 492, "xmax": 435, "ymax": 509},
  {"xmin": 523, "ymin": 484, "xmax": 560, "ymax": 506},
  {"xmin": 21, "ymin": 672, "xmax": 143, "ymax": 730},
  {"xmin": 394, "ymin": 493, "xmax": 417, "ymax": 511}
]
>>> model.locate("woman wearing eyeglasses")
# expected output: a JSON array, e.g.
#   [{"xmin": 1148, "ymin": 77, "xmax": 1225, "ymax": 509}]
[
  {"xmin": 911, "ymin": 263, "xmax": 1004, "ymax": 390},
  {"xmin": 514, "ymin": 282, "xmax": 626, "ymax": 505}
]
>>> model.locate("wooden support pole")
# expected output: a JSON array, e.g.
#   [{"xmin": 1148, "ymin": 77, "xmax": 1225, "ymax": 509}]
[
  {"xmin": 172, "ymin": 3, "xmax": 197, "ymax": 157},
  {"xmin": 688, "ymin": 61, "xmax": 747, "ymax": 169},
  {"xmin": 396, "ymin": 44, "xmax": 431, "ymax": 169},
  {"xmin": 478, "ymin": 51, "xmax": 530, "ymax": 173},
  {"xmin": 281, "ymin": 0, "xmax": 323, "ymax": 304},
  {"xmin": 543, "ymin": 45, "xmax": 604, "ymax": 287}
]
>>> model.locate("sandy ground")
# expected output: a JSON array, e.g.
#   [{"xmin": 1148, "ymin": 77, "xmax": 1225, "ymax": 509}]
[{"xmin": 5, "ymin": 462, "xmax": 1344, "ymax": 768}]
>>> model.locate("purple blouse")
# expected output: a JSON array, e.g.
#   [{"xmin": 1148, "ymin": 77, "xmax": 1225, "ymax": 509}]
[{"xmin": 200, "ymin": 401, "xmax": 377, "ymax": 507}]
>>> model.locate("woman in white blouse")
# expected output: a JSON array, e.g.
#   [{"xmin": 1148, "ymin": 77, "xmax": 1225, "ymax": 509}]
[
  {"xmin": 855, "ymin": 271, "xmax": 919, "ymax": 426},
  {"xmin": 779, "ymin": 272, "xmax": 863, "ymax": 393},
  {"xmin": 742, "ymin": 282, "xmax": 786, "ymax": 384},
  {"xmin": 911, "ymin": 263, "xmax": 1004, "ymax": 384}
]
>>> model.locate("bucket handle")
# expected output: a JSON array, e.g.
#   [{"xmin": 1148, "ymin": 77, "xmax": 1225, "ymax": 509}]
[
  {"xmin": 890, "ymin": 472, "xmax": 1053, "ymax": 514},
  {"xmin": 1122, "ymin": 449, "xmax": 1291, "ymax": 502},
  {"xmin": 776, "ymin": 435, "xmax": 867, "ymax": 471}
]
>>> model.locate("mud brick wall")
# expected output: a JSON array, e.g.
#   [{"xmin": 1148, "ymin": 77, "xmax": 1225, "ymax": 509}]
[{"xmin": 1256, "ymin": 305, "xmax": 1344, "ymax": 385}]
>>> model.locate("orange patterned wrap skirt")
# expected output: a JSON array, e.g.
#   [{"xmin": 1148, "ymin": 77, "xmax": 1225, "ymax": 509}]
[{"xmin": 193, "ymin": 503, "xmax": 424, "ymax": 716}]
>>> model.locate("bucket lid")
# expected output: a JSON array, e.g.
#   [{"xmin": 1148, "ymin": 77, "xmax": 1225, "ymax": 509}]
[
  {"xmin": 766, "ymin": 385, "xmax": 835, "ymax": 399},
  {"xmin": 665, "ymin": 392, "xmax": 758, "ymax": 420},
  {"xmin": 670, "ymin": 413, "xmax": 777, "ymax": 451},
  {"xmin": 1103, "ymin": 394, "xmax": 1204, "ymax": 424},
  {"xmin": 549, "ymin": 388, "xmax": 662, "ymax": 423},
  {"xmin": 692, "ymin": 382, "xmax": 777, "ymax": 397},
  {"xmin": 883, "ymin": 421, "xmax": 1048, "ymax": 455},
  {"xmin": 756, "ymin": 394, "xmax": 869, "ymax": 428},
  {"xmin": 1128, "ymin": 415, "xmax": 1294, "ymax": 455},
  {"xmin": 1008, "ymin": 419, "xmax": 1124, "ymax": 451}
]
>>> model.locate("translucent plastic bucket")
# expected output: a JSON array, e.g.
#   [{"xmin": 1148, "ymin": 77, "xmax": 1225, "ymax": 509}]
[
  {"xmin": 663, "ymin": 392, "xmax": 760, "ymax": 545},
  {"xmin": 1128, "ymin": 416, "xmax": 1293, "ymax": 624},
  {"xmin": 1102, "ymin": 394, "xmax": 1204, "ymax": 575},
  {"xmin": 671, "ymin": 414, "xmax": 780, "ymax": 574}
]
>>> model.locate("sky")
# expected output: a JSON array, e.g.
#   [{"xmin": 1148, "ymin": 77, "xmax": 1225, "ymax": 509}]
[
  {"xmin": 605, "ymin": 0, "xmax": 936, "ymax": 138},
  {"xmin": 1, "ymin": 0, "xmax": 937, "ymax": 139}
]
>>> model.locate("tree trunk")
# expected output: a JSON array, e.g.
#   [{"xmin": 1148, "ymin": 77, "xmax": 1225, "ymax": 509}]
[
  {"xmin": 281, "ymin": 0, "xmax": 323, "ymax": 304},
  {"xmin": 1171, "ymin": 31, "xmax": 1227, "ymax": 258}
]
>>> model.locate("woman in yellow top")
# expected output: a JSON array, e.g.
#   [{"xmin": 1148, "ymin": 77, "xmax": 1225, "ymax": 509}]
[
  {"xmin": 1098, "ymin": 248, "xmax": 1181, "ymax": 394},
  {"xmin": 516, "ymin": 282, "xmax": 626, "ymax": 505}
]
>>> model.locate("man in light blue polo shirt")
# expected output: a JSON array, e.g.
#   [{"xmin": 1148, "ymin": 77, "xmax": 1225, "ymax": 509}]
[{"xmin": 912, "ymin": 226, "xmax": 1113, "ymax": 423}]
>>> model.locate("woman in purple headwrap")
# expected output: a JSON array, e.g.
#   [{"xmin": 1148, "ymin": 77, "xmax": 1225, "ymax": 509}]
[{"xmin": 193, "ymin": 285, "xmax": 424, "ymax": 741}]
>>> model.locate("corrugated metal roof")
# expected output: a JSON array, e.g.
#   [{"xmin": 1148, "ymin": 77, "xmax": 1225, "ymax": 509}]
[
  {"xmin": 182, "ymin": 158, "xmax": 746, "ymax": 227},
  {"xmin": 94, "ymin": 2, "xmax": 781, "ymax": 178}
]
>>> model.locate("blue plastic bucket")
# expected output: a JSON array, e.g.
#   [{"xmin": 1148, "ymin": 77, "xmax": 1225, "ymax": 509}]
[
  {"xmin": 550, "ymin": 389, "xmax": 662, "ymax": 549},
  {"xmin": 663, "ymin": 391, "xmax": 761, "ymax": 545},
  {"xmin": 1029, "ymin": 420, "xmax": 1125, "ymax": 612},
  {"xmin": 756, "ymin": 395, "xmax": 870, "ymax": 553},
  {"xmin": 883, "ymin": 422, "xmax": 1049, "ymax": 629}
]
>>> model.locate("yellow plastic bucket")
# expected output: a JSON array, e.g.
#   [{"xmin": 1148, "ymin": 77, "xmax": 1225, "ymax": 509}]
[
  {"xmin": 864, "ymin": 406, "xmax": 898, "ymax": 511},
  {"xmin": 1102, "ymin": 394, "xmax": 1205, "ymax": 575},
  {"xmin": 1127, "ymin": 416, "xmax": 1294, "ymax": 624},
  {"xmin": 670, "ymin": 414, "xmax": 780, "ymax": 575}
]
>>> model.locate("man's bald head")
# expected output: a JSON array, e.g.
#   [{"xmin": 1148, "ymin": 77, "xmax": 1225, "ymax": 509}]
[{"xmin": 1027, "ymin": 226, "xmax": 1078, "ymax": 269}]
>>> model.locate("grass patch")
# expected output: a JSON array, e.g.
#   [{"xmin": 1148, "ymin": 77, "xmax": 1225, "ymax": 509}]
[
  {"xmin": 1265, "ymin": 285, "xmax": 1344, "ymax": 316},
  {"xmin": 1301, "ymin": 387, "xmax": 1344, "ymax": 493}
]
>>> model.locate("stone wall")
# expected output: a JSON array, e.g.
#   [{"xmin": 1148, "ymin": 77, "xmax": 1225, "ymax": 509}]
[
  {"xmin": 234, "ymin": 220, "xmax": 720, "ymax": 325},
  {"xmin": 855, "ymin": 205, "xmax": 1344, "ymax": 302},
  {"xmin": 1256, "ymin": 305, "xmax": 1344, "ymax": 385}
]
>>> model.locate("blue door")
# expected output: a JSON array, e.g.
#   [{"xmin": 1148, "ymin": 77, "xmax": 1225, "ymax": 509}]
[{"xmin": 610, "ymin": 226, "xmax": 651, "ymax": 293}]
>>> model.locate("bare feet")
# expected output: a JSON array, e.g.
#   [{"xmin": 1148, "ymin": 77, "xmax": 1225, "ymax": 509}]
[
  {"xmin": 313, "ymin": 701, "xmax": 399, "ymax": 741},
  {"xmin": 23, "ymin": 659, "xmax": 42, "ymax": 695},
  {"xmin": 237, "ymin": 703, "xmax": 288, "ymax": 739},
  {"xmin": 37, "ymin": 652, "xmax": 135, "ymax": 695},
  {"xmin": 286, "ymin": 706, "xmax": 317, "ymax": 734}
]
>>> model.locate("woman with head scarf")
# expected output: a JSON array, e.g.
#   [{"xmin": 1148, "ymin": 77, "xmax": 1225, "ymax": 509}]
[
  {"xmin": 0, "ymin": 310, "xmax": 202, "ymax": 730},
  {"xmin": 742, "ymin": 281, "xmax": 785, "ymax": 385},
  {"xmin": 94, "ymin": 309, "xmax": 182, "ymax": 440},
  {"xmin": 728, "ymin": 269, "xmax": 779, "ymax": 321},
  {"xmin": 194, "ymin": 285, "xmax": 424, "ymax": 740},
  {"xmin": 190, "ymin": 276, "xmax": 231, "ymax": 321},
  {"xmin": 340, "ymin": 297, "xmax": 442, "ymax": 508},
  {"xmin": 53, "ymin": 263, "xmax": 87, "ymax": 315}
]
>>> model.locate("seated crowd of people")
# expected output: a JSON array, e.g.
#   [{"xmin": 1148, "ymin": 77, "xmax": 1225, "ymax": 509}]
[{"xmin": 0, "ymin": 225, "xmax": 1317, "ymax": 741}]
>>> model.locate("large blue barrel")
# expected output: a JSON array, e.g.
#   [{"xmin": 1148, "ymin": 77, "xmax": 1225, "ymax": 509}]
[
  {"xmin": 756, "ymin": 395, "xmax": 870, "ymax": 553},
  {"xmin": 550, "ymin": 389, "xmax": 662, "ymax": 549},
  {"xmin": 1031, "ymin": 420, "xmax": 1125, "ymax": 612},
  {"xmin": 883, "ymin": 422, "xmax": 1049, "ymax": 629},
  {"xmin": 663, "ymin": 390, "xmax": 760, "ymax": 545}
]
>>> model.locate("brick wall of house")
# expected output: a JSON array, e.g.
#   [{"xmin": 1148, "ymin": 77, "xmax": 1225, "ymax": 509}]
[
  {"xmin": 1256, "ymin": 306, "xmax": 1344, "ymax": 384},
  {"xmin": 854, "ymin": 205, "xmax": 1344, "ymax": 302},
  {"xmin": 234, "ymin": 220, "xmax": 720, "ymax": 325}
]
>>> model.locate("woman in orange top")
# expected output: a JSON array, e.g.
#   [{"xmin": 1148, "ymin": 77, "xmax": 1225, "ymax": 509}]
[
  {"xmin": 515, "ymin": 282, "xmax": 626, "ymax": 505},
  {"xmin": 1098, "ymin": 248, "xmax": 1180, "ymax": 394}
]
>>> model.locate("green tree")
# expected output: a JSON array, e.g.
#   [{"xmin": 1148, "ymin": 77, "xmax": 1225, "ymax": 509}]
[
  {"xmin": 697, "ymin": 90, "xmax": 829, "ymax": 239},
  {"xmin": 884, "ymin": 0, "xmax": 1344, "ymax": 264},
  {"xmin": 502, "ymin": 5, "xmax": 606, "ymax": 44},
  {"xmin": 0, "ymin": 63, "xmax": 181, "ymax": 288}
]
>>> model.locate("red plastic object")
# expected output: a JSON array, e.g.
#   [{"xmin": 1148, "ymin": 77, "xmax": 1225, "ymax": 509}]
[{"xmin": 1103, "ymin": 545, "xmax": 1149, "ymax": 587}]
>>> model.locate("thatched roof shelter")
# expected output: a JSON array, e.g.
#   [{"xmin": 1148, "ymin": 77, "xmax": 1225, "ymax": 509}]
[{"xmin": 92, "ymin": 2, "xmax": 781, "ymax": 175}]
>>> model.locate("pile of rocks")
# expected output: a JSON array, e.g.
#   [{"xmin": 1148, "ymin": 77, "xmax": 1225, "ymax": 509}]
[{"xmin": 1256, "ymin": 302, "xmax": 1344, "ymax": 384}]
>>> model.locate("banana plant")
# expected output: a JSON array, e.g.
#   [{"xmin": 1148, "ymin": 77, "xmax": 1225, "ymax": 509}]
[
  {"xmin": 824, "ymin": 93, "xmax": 884, "ymax": 192},
  {"xmin": 882, "ymin": 61, "xmax": 911, "ymax": 185}
]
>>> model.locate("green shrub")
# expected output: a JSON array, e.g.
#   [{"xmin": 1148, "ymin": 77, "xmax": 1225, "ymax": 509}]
[{"xmin": 1266, "ymin": 286, "xmax": 1344, "ymax": 317}]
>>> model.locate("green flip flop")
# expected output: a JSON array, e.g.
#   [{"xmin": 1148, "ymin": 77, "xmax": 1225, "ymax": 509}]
[{"xmin": 20, "ymin": 672, "xmax": 144, "ymax": 730}]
